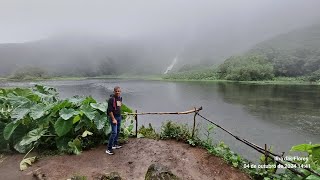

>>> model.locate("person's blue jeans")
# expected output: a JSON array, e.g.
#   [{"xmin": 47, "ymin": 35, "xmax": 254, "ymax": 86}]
[{"xmin": 108, "ymin": 116, "xmax": 121, "ymax": 151}]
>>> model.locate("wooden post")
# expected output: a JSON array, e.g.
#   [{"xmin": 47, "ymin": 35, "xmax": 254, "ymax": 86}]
[
  {"xmin": 135, "ymin": 110, "xmax": 138, "ymax": 138},
  {"xmin": 192, "ymin": 107, "xmax": 197, "ymax": 138},
  {"xmin": 264, "ymin": 144, "xmax": 268, "ymax": 165}
]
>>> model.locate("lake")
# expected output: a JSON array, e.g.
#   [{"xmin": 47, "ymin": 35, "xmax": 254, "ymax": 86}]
[{"xmin": 1, "ymin": 79, "xmax": 319, "ymax": 162}]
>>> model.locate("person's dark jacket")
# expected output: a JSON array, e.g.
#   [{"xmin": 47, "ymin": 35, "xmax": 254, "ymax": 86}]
[{"xmin": 107, "ymin": 94, "xmax": 122, "ymax": 117}]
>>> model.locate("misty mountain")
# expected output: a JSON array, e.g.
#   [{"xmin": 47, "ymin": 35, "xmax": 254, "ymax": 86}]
[
  {"xmin": 247, "ymin": 24, "xmax": 320, "ymax": 76},
  {"xmin": 1, "ymin": 23, "xmax": 320, "ymax": 78},
  {"xmin": 0, "ymin": 31, "xmax": 264, "ymax": 77},
  {"xmin": 0, "ymin": 34, "xmax": 179, "ymax": 77}
]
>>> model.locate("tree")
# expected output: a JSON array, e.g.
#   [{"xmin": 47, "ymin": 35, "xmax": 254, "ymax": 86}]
[{"xmin": 218, "ymin": 55, "xmax": 274, "ymax": 81}]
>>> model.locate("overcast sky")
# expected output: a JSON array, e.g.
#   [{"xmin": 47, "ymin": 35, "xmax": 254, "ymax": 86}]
[{"xmin": 1, "ymin": 0, "xmax": 320, "ymax": 43}]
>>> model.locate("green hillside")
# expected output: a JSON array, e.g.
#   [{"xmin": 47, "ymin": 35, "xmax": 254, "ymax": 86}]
[
  {"xmin": 166, "ymin": 24, "xmax": 320, "ymax": 82},
  {"xmin": 248, "ymin": 24, "xmax": 320, "ymax": 77}
]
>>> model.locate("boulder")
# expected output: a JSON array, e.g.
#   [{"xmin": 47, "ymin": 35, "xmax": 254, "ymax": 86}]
[
  {"xmin": 100, "ymin": 172, "xmax": 122, "ymax": 180},
  {"xmin": 145, "ymin": 163, "xmax": 179, "ymax": 180}
]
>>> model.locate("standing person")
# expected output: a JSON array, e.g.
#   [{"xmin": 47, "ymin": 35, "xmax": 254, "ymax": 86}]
[{"xmin": 106, "ymin": 86, "xmax": 123, "ymax": 155}]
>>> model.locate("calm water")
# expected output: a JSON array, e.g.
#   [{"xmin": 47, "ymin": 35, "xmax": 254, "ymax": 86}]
[{"xmin": 1, "ymin": 79, "xmax": 319, "ymax": 162}]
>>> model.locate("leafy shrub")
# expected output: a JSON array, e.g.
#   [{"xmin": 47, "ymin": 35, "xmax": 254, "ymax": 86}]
[
  {"xmin": 160, "ymin": 121, "xmax": 191, "ymax": 141},
  {"xmin": 138, "ymin": 123, "xmax": 159, "ymax": 139},
  {"xmin": 0, "ymin": 85, "xmax": 132, "ymax": 155}
]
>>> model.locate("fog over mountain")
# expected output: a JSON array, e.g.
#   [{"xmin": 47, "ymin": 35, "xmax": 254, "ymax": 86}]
[{"xmin": 0, "ymin": 0, "xmax": 320, "ymax": 76}]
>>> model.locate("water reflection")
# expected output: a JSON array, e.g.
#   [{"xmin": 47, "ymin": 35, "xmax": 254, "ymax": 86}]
[{"xmin": 216, "ymin": 82, "xmax": 320, "ymax": 135}]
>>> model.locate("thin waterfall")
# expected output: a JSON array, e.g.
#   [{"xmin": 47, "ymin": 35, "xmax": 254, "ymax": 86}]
[{"xmin": 164, "ymin": 56, "xmax": 178, "ymax": 74}]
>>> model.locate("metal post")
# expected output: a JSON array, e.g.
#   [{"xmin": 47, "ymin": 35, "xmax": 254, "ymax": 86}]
[{"xmin": 135, "ymin": 110, "xmax": 138, "ymax": 138}]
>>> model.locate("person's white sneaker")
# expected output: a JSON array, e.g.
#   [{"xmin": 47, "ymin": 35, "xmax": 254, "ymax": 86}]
[
  {"xmin": 112, "ymin": 145, "xmax": 122, "ymax": 149},
  {"xmin": 105, "ymin": 149, "xmax": 114, "ymax": 155}
]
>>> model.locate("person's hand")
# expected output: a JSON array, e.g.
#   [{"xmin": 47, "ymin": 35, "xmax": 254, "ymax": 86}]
[{"xmin": 112, "ymin": 118, "xmax": 117, "ymax": 125}]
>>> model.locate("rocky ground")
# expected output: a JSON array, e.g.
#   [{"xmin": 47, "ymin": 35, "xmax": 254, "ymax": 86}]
[{"xmin": 0, "ymin": 138, "xmax": 250, "ymax": 180}]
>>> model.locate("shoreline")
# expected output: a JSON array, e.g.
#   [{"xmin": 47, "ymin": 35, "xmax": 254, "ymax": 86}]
[{"xmin": 0, "ymin": 76, "xmax": 319, "ymax": 86}]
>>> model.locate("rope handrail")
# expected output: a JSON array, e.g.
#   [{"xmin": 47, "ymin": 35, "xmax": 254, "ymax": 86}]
[
  {"xmin": 196, "ymin": 113, "xmax": 320, "ymax": 178},
  {"xmin": 123, "ymin": 107, "xmax": 202, "ymax": 115}
]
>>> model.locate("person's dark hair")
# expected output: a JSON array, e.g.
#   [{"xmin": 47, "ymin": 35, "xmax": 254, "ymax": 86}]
[{"xmin": 114, "ymin": 86, "xmax": 120, "ymax": 91}]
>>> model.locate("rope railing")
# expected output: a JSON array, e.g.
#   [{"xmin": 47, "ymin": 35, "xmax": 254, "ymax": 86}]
[
  {"xmin": 196, "ymin": 113, "xmax": 320, "ymax": 178},
  {"xmin": 124, "ymin": 107, "xmax": 202, "ymax": 115}
]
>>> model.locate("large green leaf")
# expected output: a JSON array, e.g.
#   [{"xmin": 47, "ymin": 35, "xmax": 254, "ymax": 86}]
[
  {"xmin": 20, "ymin": 156, "xmax": 36, "ymax": 171},
  {"xmin": 11, "ymin": 125, "xmax": 29, "ymax": 149},
  {"xmin": 0, "ymin": 122, "xmax": 8, "ymax": 150},
  {"xmin": 59, "ymin": 108, "xmax": 76, "ymax": 120},
  {"xmin": 311, "ymin": 147, "xmax": 320, "ymax": 161},
  {"xmin": 7, "ymin": 93, "xmax": 31, "ymax": 108},
  {"xmin": 80, "ymin": 104, "xmax": 96, "ymax": 121},
  {"xmin": 306, "ymin": 175, "xmax": 320, "ymax": 180},
  {"xmin": 33, "ymin": 85, "xmax": 58, "ymax": 103},
  {"xmin": 74, "ymin": 121, "xmax": 85, "ymax": 132},
  {"xmin": 68, "ymin": 96, "xmax": 85, "ymax": 106},
  {"xmin": 94, "ymin": 113, "xmax": 107, "ymax": 130},
  {"xmin": 56, "ymin": 136, "xmax": 72, "ymax": 151},
  {"xmin": 19, "ymin": 127, "xmax": 47, "ymax": 146},
  {"xmin": 51, "ymin": 100, "xmax": 72, "ymax": 115},
  {"xmin": 13, "ymin": 88, "xmax": 40, "ymax": 102},
  {"xmin": 11, "ymin": 102, "xmax": 33, "ymax": 122},
  {"xmin": 82, "ymin": 96, "xmax": 96, "ymax": 105},
  {"xmin": 54, "ymin": 118, "xmax": 73, "ymax": 137},
  {"xmin": 14, "ymin": 141, "xmax": 33, "ymax": 153},
  {"xmin": 73, "ymin": 115, "xmax": 81, "ymax": 124},
  {"xmin": 90, "ymin": 102, "xmax": 107, "ymax": 112},
  {"xmin": 29, "ymin": 103, "xmax": 47, "ymax": 120},
  {"xmin": 33, "ymin": 91, "xmax": 56, "ymax": 103},
  {"xmin": 104, "ymin": 126, "xmax": 111, "ymax": 136},
  {"xmin": 68, "ymin": 138, "xmax": 82, "ymax": 155},
  {"xmin": 3, "ymin": 122, "xmax": 20, "ymax": 140},
  {"xmin": 34, "ymin": 85, "xmax": 57, "ymax": 95},
  {"xmin": 291, "ymin": 144, "xmax": 320, "ymax": 152},
  {"xmin": 121, "ymin": 103, "xmax": 133, "ymax": 113}
]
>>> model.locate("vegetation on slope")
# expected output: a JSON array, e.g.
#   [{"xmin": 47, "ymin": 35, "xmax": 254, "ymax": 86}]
[{"xmin": 165, "ymin": 24, "xmax": 320, "ymax": 83}]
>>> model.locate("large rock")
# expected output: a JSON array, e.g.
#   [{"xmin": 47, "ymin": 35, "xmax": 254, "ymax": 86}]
[
  {"xmin": 100, "ymin": 172, "xmax": 122, "ymax": 180},
  {"xmin": 145, "ymin": 163, "xmax": 179, "ymax": 180}
]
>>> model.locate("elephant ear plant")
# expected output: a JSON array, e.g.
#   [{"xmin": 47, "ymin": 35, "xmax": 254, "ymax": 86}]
[{"xmin": 0, "ymin": 85, "xmax": 132, "ymax": 170}]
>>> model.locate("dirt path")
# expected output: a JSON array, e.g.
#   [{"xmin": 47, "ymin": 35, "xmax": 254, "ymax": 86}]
[{"xmin": 0, "ymin": 138, "xmax": 250, "ymax": 180}]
